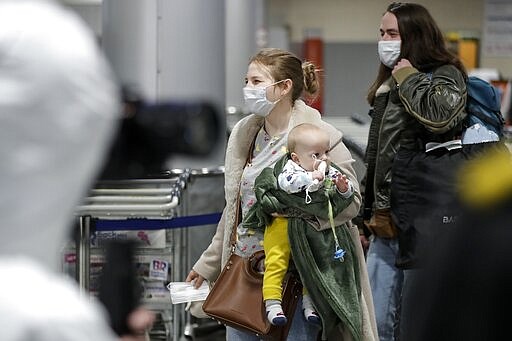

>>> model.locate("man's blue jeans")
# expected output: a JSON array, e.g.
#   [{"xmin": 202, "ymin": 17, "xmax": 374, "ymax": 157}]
[{"xmin": 366, "ymin": 236, "xmax": 404, "ymax": 341}]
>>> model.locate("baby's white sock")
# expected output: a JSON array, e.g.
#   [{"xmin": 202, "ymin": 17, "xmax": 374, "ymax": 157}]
[
  {"xmin": 302, "ymin": 294, "xmax": 321, "ymax": 324},
  {"xmin": 265, "ymin": 299, "xmax": 287, "ymax": 326}
]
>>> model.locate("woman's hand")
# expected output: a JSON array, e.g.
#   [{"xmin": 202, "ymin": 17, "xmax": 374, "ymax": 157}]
[
  {"xmin": 119, "ymin": 308, "xmax": 155, "ymax": 341},
  {"xmin": 185, "ymin": 269, "xmax": 206, "ymax": 289},
  {"xmin": 360, "ymin": 234, "xmax": 370, "ymax": 255}
]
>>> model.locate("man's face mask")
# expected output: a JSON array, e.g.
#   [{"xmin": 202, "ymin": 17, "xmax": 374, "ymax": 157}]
[{"xmin": 378, "ymin": 40, "xmax": 401, "ymax": 68}]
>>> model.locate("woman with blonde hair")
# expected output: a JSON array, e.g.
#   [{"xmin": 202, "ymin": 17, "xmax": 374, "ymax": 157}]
[{"xmin": 187, "ymin": 48, "xmax": 377, "ymax": 340}]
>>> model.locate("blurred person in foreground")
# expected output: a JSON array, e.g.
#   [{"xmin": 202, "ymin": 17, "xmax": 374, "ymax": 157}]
[
  {"xmin": 400, "ymin": 147, "xmax": 512, "ymax": 341},
  {"xmin": 0, "ymin": 1, "xmax": 153, "ymax": 340}
]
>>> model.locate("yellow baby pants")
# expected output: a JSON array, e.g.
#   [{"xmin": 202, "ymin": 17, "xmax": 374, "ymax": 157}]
[{"xmin": 262, "ymin": 217, "xmax": 291, "ymax": 301}]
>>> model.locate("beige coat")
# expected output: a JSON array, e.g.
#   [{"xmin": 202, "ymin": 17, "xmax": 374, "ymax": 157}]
[{"xmin": 193, "ymin": 100, "xmax": 378, "ymax": 340}]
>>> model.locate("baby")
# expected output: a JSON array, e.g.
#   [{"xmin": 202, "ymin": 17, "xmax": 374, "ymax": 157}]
[{"xmin": 263, "ymin": 123, "xmax": 354, "ymax": 325}]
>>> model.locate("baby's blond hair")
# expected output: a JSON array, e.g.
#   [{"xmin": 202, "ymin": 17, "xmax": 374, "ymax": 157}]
[{"xmin": 287, "ymin": 123, "xmax": 328, "ymax": 153}]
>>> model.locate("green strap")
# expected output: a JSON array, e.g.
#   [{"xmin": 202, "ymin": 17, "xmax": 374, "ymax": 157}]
[{"xmin": 325, "ymin": 179, "xmax": 345, "ymax": 262}]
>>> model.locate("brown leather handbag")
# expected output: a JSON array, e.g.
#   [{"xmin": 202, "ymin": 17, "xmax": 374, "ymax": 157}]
[
  {"xmin": 202, "ymin": 249, "xmax": 302, "ymax": 339},
  {"xmin": 202, "ymin": 138, "xmax": 302, "ymax": 339},
  {"xmin": 203, "ymin": 186, "xmax": 302, "ymax": 339}
]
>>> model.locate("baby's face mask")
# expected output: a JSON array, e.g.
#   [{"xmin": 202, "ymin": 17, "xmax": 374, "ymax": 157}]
[
  {"xmin": 311, "ymin": 154, "xmax": 320, "ymax": 166},
  {"xmin": 292, "ymin": 144, "xmax": 329, "ymax": 172},
  {"xmin": 311, "ymin": 154, "xmax": 329, "ymax": 172},
  {"xmin": 311, "ymin": 152, "xmax": 329, "ymax": 162}
]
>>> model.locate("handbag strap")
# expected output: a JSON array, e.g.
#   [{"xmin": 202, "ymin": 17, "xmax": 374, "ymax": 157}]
[
  {"xmin": 229, "ymin": 134, "xmax": 257, "ymax": 247},
  {"xmin": 229, "ymin": 197, "xmax": 241, "ymax": 246}
]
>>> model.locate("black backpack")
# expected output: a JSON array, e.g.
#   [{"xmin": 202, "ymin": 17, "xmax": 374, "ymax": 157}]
[{"xmin": 465, "ymin": 76, "xmax": 505, "ymax": 137}]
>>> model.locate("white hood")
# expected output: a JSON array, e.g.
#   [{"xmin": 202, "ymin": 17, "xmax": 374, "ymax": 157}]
[{"xmin": 0, "ymin": 0, "xmax": 119, "ymax": 270}]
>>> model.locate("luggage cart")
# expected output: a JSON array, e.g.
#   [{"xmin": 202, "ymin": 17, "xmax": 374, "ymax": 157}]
[
  {"xmin": 176, "ymin": 167, "xmax": 226, "ymax": 341},
  {"xmin": 73, "ymin": 168, "xmax": 226, "ymax": 340},
  {"xmin": 75, "ymin": 172, "xmax": 190, "ymax": 340}
]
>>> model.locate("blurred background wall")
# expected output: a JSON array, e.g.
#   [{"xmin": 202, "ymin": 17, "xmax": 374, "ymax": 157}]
[{"xmin": 62, "ymin": 0, "xmax": 512, "ymax": 120}]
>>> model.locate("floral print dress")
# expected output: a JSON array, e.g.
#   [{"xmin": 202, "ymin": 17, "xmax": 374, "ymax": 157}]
[{"xmin": 235, "ymin": 126, "xmax": 288, "ymax": 257}]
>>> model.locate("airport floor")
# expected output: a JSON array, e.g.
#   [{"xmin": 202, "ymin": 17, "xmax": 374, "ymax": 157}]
[
  {"xmin": 182, "ymin": 319, "xmax": 225, "ymax": 341},
  {"xmin": 190, "ymin": 328, "xmax": 225, "ymax": 341}
]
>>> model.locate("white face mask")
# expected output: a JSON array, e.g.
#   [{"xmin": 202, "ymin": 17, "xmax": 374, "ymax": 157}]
[
  {"xmin": 378, "ymin": 40, "xmax": 401, "ymax": 68},
  {"xmin": 243, "ymin": 80, "xmax": 284, "ymax": 117}
]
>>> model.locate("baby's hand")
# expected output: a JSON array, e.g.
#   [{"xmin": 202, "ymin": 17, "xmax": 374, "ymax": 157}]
[
  {"xmin": 334, "ymin": 173, "xmax": 350, "ymax": 193},
  {"xmin": 312, "ymin": 170, "xmax": 325, "ymax": 182}
]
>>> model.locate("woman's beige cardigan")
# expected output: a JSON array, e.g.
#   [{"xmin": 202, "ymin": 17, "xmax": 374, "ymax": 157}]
[{"xmin": 193, "ymin": 100, "xmax": 378, "ymax": 340}]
